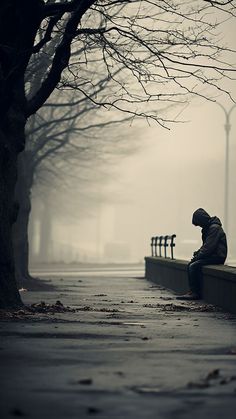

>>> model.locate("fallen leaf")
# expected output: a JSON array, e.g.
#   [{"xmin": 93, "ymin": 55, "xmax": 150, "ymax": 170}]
[
  {"xmin": 87, "ymin": 407, "xmax": 101, "ymax": 415},
  {"xmin": 79, "ymin": 378, "xmax": 93, "ymax": 385},
  {"xmin": 206, "ymin": 369, "xmax": 220, "ymax": 380}
]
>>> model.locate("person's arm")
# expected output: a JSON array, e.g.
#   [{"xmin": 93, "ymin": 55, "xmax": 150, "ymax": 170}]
[
  {"xmin": 190, "ymin": 250, "xmax": 199, "ymax": 262},
  {"xmin": 194, "ymin": 225, "xmax": 221, "ymax": 260}
]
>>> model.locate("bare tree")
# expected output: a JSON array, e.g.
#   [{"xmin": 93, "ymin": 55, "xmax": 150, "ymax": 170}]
[
  {"xmin": 0, "ymin": 0, "xmax": 235, "ymax": 308},
  {"xmin": 13, "ymin": 91, "xmax": 136, "ymax": 286}
]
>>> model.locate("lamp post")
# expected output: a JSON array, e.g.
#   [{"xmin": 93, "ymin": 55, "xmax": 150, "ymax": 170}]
[{"xmin": 215, "ymin": 102, "xmax": 236, "ymax": 234}]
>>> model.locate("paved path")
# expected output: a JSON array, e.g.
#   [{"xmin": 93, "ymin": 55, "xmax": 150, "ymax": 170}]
[{"xmin": 1, "ymin": 269, "xmax": 236, "ymax": 418}]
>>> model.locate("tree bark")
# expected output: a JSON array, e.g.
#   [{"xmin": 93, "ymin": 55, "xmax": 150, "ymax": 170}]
[
  {"xmin": 12, "ymin": 152, "xmax": 34, "ymax": 285},
  {"xmin": 0, "ymin": 124, "xmax": 23, "ymax": 308}
]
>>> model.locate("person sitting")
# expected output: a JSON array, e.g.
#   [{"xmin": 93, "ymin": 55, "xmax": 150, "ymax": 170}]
[{"xmin": 177, "ymin": 208, "xmax": 227, "ymax": 301}]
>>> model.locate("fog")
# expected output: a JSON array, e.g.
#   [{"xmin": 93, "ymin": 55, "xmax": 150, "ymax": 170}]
[
  {"xmin": 29, "ymin": 14, "xmax": 236, "ymax": 268},
  {"xmin": 29, "ymin": 96, "xmax": 236, "ymax": 266}
]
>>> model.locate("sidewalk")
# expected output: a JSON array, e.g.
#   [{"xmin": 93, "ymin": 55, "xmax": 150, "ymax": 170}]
[{"xmin": 1, "ymin": 269, "xmax": 236, "ymax": 418}]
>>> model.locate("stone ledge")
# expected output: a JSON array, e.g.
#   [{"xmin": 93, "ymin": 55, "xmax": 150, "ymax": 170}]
[
  {"xmin": 145, "ymin": 257, "xmax": 188, "ymax": 269},
  {"xmin": 203, "ymin": 264, "xmax": 236, "ymax": 283},
  {"xmin": 145, "ymin": 257, "xmax": 236, "ymax": 314}
]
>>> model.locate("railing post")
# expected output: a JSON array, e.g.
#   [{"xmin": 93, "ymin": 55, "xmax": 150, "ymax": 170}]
[
  {"xmin": 151, "ymin": 237, "xmax": 155, "ymax": 256},
  {"xmin": 154, "ymin": 236, "xmax": 158, "ymax": 257},
  {"xmin": 164, "ymin": 235, "xmax": 168, "ymax": 258},
  {"xmin": 170, "ymin": 234, "xmax": 176, "ymax": 259},
  {"xmin": 159, "ymin": 236, "xmax": 163, "ymax": 257},
  {"xmin": 150, "ymin": 234, "xmax": 176, "ymax": 259}
]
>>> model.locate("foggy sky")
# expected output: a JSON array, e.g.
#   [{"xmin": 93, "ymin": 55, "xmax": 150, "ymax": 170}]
[
  {"xmin": 30, "ymin": 97, "xmax": 236, "ymax": 265},
  {"xmin": 29, "ymin": 6, "xmax": 236, "ymax": 266}
]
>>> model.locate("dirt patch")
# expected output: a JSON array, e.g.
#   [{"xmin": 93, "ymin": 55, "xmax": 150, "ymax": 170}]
[
  {"xmin": 143, "ymin": 302, "xmax": 221, "ymax": 312},
  {"xmin": 0, "ymin": 300, "xmax": 75, "ymax": 320}
]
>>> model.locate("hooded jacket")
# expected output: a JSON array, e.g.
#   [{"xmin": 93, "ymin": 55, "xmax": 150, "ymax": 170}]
[{"xmin": 192, "ymin": 208, "xmax": 227, "ymax": 262}]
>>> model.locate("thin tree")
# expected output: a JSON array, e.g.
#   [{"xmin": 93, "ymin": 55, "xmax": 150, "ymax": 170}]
[{"xmin": 14, "ymin": 91, "xmax": 135, "ymax": 285}]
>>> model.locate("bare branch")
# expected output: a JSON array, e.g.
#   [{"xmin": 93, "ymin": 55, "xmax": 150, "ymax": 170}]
[
  {"xmin": 43, "ymin": 0, "xmax": 77, "ymax": 17},
  {"xmin": 27, "ymin": 0, "xmax": 96, "ymax": 116}
]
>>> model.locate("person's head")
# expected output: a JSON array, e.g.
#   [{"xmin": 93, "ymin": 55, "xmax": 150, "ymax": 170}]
[{"xmin": 192, "ymin": 208, "xmax": 211, "ymax": 228}]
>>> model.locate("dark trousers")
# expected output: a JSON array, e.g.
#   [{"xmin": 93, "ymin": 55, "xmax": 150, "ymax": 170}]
[{"xmin": 188, "ymin": 257, "xmax": 225, "ymax": 296}]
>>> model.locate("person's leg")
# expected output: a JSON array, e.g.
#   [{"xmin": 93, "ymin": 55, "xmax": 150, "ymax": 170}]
[
  {"xmin": 176, "ymin": 260, "xmax": 202, "ymax": 300},
  {"xmin": 191, "ymin": 257, "xmax": 225, "ymax": 295},
  {"xmin": 177, "ymin": 257, "xmax": 225, "ymax": 300},
  {"xmin": 188, "ymin": 260, "xmax": 205, "ymax": 296}
]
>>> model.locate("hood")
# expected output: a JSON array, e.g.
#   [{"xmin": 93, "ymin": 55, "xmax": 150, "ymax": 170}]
[
  {"xmin": 209, "ymin": 216, "xmax": 222, "ymax": 226},
  {"xmin": 192, "ymin": 208, "xmax": 211, "ymax": 227}
]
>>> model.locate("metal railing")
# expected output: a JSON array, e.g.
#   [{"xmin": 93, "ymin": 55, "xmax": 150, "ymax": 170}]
[{"xmin": 150, "ymin": 234, "xmax": 176, "ymax": 259}]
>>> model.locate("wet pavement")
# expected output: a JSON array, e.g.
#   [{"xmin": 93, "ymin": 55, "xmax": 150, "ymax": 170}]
[{"xmin": 1, "ymin": 268, "xmax": 236, "ymax": 418}]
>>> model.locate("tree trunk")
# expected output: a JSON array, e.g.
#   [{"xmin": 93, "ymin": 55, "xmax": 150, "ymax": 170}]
[
  {"xmin": 12, "ymin": 152, "xmax": 34, "ymax": 284},
  {"xmin": 0, "ymin": 0, "xmax": 43, "ymax": 308},
  {"xmin": 0, "ymin": 128, "xmax": 23, "ymax": 309}
]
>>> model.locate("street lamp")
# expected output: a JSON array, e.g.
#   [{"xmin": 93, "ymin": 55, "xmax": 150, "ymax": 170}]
[{"xmin": 215, "ymin": 102, "xmax": 236, "ymax": 234}]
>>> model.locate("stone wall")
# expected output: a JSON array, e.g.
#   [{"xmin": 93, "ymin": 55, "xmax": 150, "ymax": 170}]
[{"xmin": 145, "ymin": 257, "xmax": 236, "ymax": 314}]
